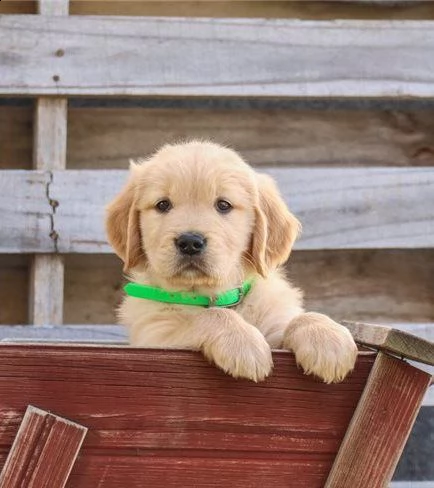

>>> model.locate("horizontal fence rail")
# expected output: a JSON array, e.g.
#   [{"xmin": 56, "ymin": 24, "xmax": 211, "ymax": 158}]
[
  {"xmin": 1, "ymin": 168, "xmax": 434, "ymax": 253},
  {"xmin": 1, "ymin": 16, "xmax": 434, "ymax": 97}
]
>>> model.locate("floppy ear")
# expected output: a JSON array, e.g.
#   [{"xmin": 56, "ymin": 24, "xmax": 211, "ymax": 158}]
[
  {"xmin": 105, "ymin": 167, "xmax": 144, "ymax": 272},
  {"xmin": 250, "ymin": 174, "xmax": 301, "ymax": 277}
]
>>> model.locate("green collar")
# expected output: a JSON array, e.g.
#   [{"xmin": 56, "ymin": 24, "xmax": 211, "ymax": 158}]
[{"xmin": 124, "ymin": 279, "xmax": 253, "ymax": 308}]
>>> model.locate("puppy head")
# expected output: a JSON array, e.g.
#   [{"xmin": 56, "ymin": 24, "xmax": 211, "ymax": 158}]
[{"xmin": 106, "ymin": 141, "xmax": 300, "ymax": 289}]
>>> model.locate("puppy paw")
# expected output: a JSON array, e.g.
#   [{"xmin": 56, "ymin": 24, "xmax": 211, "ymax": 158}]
[
  {"xmin": 203, "ymin": 325, "xmax": 273, "ymax": 382},
  {"xmin": 283, "ymin": 312, "xmax": 358, "ymax": 384}
]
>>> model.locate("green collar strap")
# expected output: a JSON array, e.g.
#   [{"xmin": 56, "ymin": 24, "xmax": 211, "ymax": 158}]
[{"xmin": 124, "ymin": 279, "xmax": 253, "ymax": 308}]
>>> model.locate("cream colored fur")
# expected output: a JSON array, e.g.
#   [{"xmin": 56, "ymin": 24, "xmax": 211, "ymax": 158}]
[{"xmin": 106, "ymin": 141, "xmax": 357, "ymax": 383}]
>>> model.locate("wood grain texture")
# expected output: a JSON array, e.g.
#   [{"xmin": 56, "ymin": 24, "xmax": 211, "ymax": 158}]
[
  {"xmin": 5, "ymin": 105, "xmax": 434, "ymax": 170},
  {"xmin": 0, "ymin": 345, "xmax": 376, "ymax": 487},
  {"xmin": 0, "ymin": 405, "xmax": 87, "ymax": 488},
  {"xmin": 290, "ymin": 249, "xmax": 434, "ymax": 324},
  {"xmin": 38, "ymin": 0, "xmax": 68, "ymax": 16},
  {"xmin": 1, "ymin": 16, "xmax": 434, "ymax": 97},
  {"xmin": 33, "ymin": 98, "xmax": 67, "ymax": 171},
  {"xmin": 31, "ymin": 95, "xmax": 68, "ymax": 325},
  {"xmin": 65, "ymin": 107, "xmax": 434, "ymax": 169},
  {"xmin": 0, "ymin": 170, "xmax": 52, "ymax": 253},
  {"xmin": 29, "ymin": 255, "xmax": 64, "ymax": 325},
  {"xmin": 325, "ymin": 352, "xmax": 432, "ymax": 488},
  {"xmin": 2, "ymin": 166, "xmax": 434, "ymax": 251},
  {"xmin": 47, "ymin": 168, "xmax": 434, "ymax": 253},
  {"xmin": 3, "ymin": 248, "xmax": 434, "ymax": 327},
  {"xmin": 342, "ymin": 321, "xmax": 434, "ymax": 366}
]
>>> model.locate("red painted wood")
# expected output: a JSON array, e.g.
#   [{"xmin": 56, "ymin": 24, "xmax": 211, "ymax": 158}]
[
  {"xmin": 0, "ymin": 405, "xmax": 87, "ymax": 488},
  {"xmin": 325, "ymin": 352, "xmax": 432, "ymax": 488},
  {"xmin": 0, "ymin": 345, "xmax": 375, "ymax": 487}
]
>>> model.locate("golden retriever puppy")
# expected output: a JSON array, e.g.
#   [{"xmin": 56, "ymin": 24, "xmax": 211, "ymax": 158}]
[{"xmin": 106, "ymin": 140, "xmax": 357, "ymax": 383}]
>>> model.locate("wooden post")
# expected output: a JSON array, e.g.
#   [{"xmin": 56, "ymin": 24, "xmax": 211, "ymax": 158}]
[
  {"xmin": 325, "ymin": 352, "xmax": 432, "ymax": 488},
  {"xmin": 0, "ymin": 406, "xmax": 87, "ymax": 488},
  {"xmin": 29, "ymin": 0, "xmax": 69, "ymax": 325}
]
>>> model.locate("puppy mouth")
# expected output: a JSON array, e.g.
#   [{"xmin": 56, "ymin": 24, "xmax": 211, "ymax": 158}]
[{"xmin": 173, "ymin": 256, "xmax": 211, "ymax": 277}]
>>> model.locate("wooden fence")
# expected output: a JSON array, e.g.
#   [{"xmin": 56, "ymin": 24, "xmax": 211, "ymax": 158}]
[{"xmin": 0, "ymin": 1, "xmax": 433, "ymax": 485}]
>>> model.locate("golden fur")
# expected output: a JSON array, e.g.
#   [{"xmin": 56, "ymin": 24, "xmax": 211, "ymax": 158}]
[{"xmin": 106, "ymin": 141, "xmax": 357, "ymax": 383}]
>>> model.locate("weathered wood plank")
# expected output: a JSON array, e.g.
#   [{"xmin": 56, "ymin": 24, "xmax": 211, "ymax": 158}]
[
  {"xmin": 0, "ymin": 325, "xmax": 128, "ymax": 343},
  {"xmin": 51, "ymin": 168, "xmax": 434, "ymax": 252},
  {"xmin": 64, "ymin": 107, "xmax": 434, "ymax": 169},
  {"xmin": 267, "ymin": 167, "xmax": 434, "ymax": 249},
  {"xmin": 1, "ymin": 16, "xmax": 434, "ymax": 97},
  {"xmin": 6, "ymin": 104, "xmax": 434, "ymax": 170},
  {"xmin": 29, "ymin": 255, "xmax": 65, "ymax": 326},
  {"xmin": 290, "ymin": 249, "xmax": 434, "ymax": 325},
  {"xmin": 38, "ymin": 0, "xmax": 68, "ymax": 16},
  {"xmin": 0, "ymin": 170, "xmax": 52, "ymax": 253},
  {"xmin": 343, "ymin": 321, "xmax": 434, "ymax": 366},
  {"xmin": 33, "ymin": 98, "xmax": 67, "ymax": 172},
  {"xmin": 2, "ymin": 168, "xmax": 433, "ymax": 252},
  {"xmin": 0, "ymin": 405, "xmax": 87, "ymax": 488},
  {"xmin": 4, "ymin": 249, "xmax": 434, "ymax": 327},
  {"xmin": 325, "ymin": 353, "xmax": 431, "ymax": 488},
  {"xmin": 0, "ymin": 345, "xmax": 375, "ymax": 487},
  {"xmin": 391, "ymin": 484, "xmax": 434, "ymax": 488},
  {"xmin": 31, "ymin": 89, "xmax": 68, "ymax": 325}
]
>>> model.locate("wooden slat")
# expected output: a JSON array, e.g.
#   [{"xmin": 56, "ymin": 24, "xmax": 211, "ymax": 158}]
[
  {"xmin": 64, "ymin": 106, "xmax": 434, "ymax": 170},
  {"xmin": 0, "ymin": 325, "xmax": 128, "ymax": 343},
  {"xmin": 1, "ymin": 16, "xmax": 434, "ymax": 98},
  {"xmin": 0, "ymin": 405, "xmax": 87, "ymax": 488},
  {"xmin": 391, "ymin": 484, "xmax": 434, "ymax": 488},
  {"xmin": 4, "ymin": 250, "xmax": 434, "ymax": 327},
  {"xmin": 0, "ymin": 170, "xmax": 52, "ymax": 253},
  {"xmin": 29, "ymin": 255, "xmax": 65, "ymax": 326},
  {"xmin": 5, "ymin": 103, "xmax": 434, "ymax": 171},
  {"xmin": 30, "ymin": 103, "xmax": 66, "ymax": 323},
  {"xmin": 30, "ymin": 0, "xmax": 69, "ymax": 325},
  {"xmin": 33, "ymin": 99, "xmax": 67, "ymax": 172},
  {"xmin": 343, "ymin": 321, "xmax": 434, "ymax": 366},
  {"xmin": 1, "ymin": 168, "xmax": 433, "ymax": 253},
  {"xmin": 0, "ymin": 345, "xmax": 376, "ymax": 487},
  {"xmin": 38, "ymin": 0, "xmax": 68, "ymax": 15},
  {"xmin": 325, "ymin": 352, "xmax": 431, "ymax": 488},
  {"xmin": 52, "ymin": 167, "xmax": 434, "ymax": 252}
]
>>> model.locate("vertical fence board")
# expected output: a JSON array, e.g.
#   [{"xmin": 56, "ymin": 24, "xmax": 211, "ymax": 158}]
[{"xmin": 29, "ymin": 0, "xmax": 69, "ymax": 325}]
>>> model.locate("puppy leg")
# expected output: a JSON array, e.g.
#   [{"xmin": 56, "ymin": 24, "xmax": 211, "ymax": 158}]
[
  {"xmin": 283, "ymin": 312, "xmax": 358, "ymax": 383},
  {"xmin": 194, "ymin": 308, "xmax": 273, "ymax": 382}
]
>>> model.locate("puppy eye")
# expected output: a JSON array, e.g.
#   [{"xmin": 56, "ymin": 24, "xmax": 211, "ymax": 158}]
[
  {"xmin": 155, "ymin": 199, "xmax": 172, "ymax": 213},
  {"xmin": 215, "ymin": 199, "xmax": 233, "ymax": 214}
]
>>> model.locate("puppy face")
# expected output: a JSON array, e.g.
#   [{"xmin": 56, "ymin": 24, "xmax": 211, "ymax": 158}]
[{"xmin": 106, "ymin": 141, "xmax": 300, "ymax": 289}]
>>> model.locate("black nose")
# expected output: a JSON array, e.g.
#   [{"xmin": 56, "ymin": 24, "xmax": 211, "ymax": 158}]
[{"xmin": 175, "ymin": 232, "xmax": 207, "ymax": 256}]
